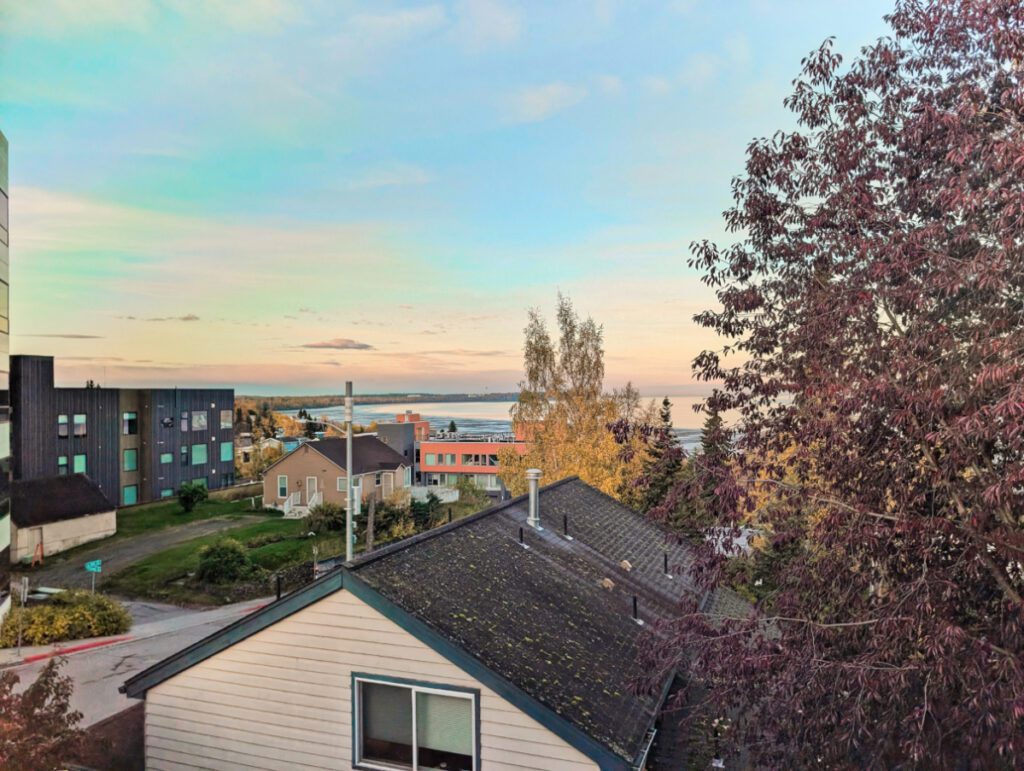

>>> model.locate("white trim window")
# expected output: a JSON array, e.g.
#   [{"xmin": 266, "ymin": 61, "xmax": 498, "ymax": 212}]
[
  {"xmin": 354, "ymin": 676, "xmax": 477, "ymax": 771},
  {"xmin": 337, "ymin": 476, "xmax": 346, "ymax": 492},
  {"xmin": 277, "ymin": 475, "xmax": 288, "ymax": 498}
]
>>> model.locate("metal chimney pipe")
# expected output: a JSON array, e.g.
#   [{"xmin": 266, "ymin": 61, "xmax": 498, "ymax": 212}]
[
  {"xmin": 345, "ymin": 381, "xmax": 354, "ymax": 562},
  {"xmin": 526, "ymin": 468, "xmax": 542, "ymax": 530}
]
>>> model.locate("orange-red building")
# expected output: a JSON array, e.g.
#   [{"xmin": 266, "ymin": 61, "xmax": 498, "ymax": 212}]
[{"xmin": 417, "ymin": 437, "xmax": 527, "ymax": 492}]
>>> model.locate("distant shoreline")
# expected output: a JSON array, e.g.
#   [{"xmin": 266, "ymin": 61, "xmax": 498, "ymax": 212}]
[{"xmin": 236, "ymin": 393, "xmax": 521, "ymax": 410}]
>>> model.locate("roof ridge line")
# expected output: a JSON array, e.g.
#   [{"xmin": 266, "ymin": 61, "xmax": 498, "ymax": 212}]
[{"xmin": 348, "ymin": 475, "xmax": 580, "ymax": 569}]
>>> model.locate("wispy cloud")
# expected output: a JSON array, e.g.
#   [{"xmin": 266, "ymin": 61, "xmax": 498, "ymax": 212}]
[
  {"xmin": 120, "ymin": 314, "xmax": 201, "ymax": 322},
  {"xmin": 300, "ymin": 338, "xmax": 375, "ymax": 351},
  {"xmin": 345, "ymin": 164, "xmax": 433, "ymax": 191},
  {"xmin": 679, "ymin": 52, "xmax": 720, "ymax": 90},
  {"xmin": 22, "ymin": 333, "xmax": 104, "ymax": 339},
  {"xmin": 507, "ymin": 82, "xmax": 587, "ymax": 123},
  {"xmin": 0, "ymin": 0, "xmax": 301, "ymax": 38},
  {"xmin": 453, "ymin": 0, "xmax": 521, "ymax": 52},
  {"xmin": 349, "ymin": 5, "xmax": 446, "ymax": 38},
  {"xmin": 595, "ymin": 75, "xmax": 623, "ymax": 95}
]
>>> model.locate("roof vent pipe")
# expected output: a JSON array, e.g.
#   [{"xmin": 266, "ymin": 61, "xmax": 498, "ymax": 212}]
[{"xmin": 526, "ymin": 468, "xmax": 542, "ymax": 530}]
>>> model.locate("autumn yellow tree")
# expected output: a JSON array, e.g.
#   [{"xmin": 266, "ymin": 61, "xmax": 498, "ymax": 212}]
[{"xmin": 498, "ymin": 295, "xmax": 652, "ymax": 500}]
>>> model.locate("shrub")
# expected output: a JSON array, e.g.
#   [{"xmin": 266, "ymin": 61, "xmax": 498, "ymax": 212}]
[
  {"xmin": 0, "ymin": 591, "xmax": 131, "ymax": 647},
  {"xmin": 245, "ymin": 533, "xmax": 286, "ymax": 549},
  {"xmin": 177, "ymin": 481, "xmax": 209, "ymax": 513},
  {"xmin": 195, "ymin": 538, "xmax": 260, "ymax": 584},
  {"xmin": 305, "ymin": 501, "xmax": 344, "ymax": 533}
]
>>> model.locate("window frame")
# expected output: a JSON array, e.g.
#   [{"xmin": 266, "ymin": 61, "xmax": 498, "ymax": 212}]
[
  {"xmin": 351, "ymin": 673, "xmax": 479, "ymax": 771},
  {"xmin": 160, "ymin": 452, "xmax": 173, "ymax": 465},
  {"xmin": 278, "ymin": 474, "xmax": 288, "ymax": 498},
  {"xmin": 57, "ymin": 455, "xmax": 68, "ymax": 475},
  {"xmin": 73, "ymin": 413, "xmax": 87, "ymax": 437},
  {"xmin": 220, "ymin": 441, "xmax": 233, "ymax": 462},
  {"xmin": 73, "ymin": 453, "xmax": 86, "ymax": 474},
  {"xmin": 123, "ymin": 484, "xmax": 138, "ymax": 506},
  {"xmin": 57, "ymin": 414, "xmax": 69, "ymax": 438},
  {"xmin": 122, "ymin": 411, "xmax": 138, "ymax": 436},
  {"xmin": 123, "ymin": 448, "xmax": 138, "ymax": 472},
  {"xmin": 191, "ymin": 443, "xmax": 208, "ymax": 465},
  {"xmin": 191, "ymin": 410, "xmax": 209, "ymax": 432}
]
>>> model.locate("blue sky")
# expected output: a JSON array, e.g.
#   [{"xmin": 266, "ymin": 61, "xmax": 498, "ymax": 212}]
[{"xmin": 0, "ymin": 0, "xmax": 893, "ymax": 394}]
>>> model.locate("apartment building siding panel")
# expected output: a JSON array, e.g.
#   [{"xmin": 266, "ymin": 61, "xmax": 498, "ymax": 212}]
[
  {"xmin": 10, "ymin": 358, "xmax": 235, "ymax": 507},
  {"xmin": 143, "ymin": 388, "xmax": 235, "ymax": 500},
  {"xmin": 53, "ymin": 388, "xmax": 121, "ymax": 505}
]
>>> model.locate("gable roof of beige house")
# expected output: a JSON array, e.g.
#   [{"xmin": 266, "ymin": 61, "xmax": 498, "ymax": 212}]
[{"xmin": 263, "ymin": 435, "xmax": 407, "ymax": 477}]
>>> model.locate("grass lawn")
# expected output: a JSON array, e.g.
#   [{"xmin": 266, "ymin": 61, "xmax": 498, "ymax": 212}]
[
  {"xmin": 102, "ymin": 492, "xmax": 497, "ymax": 606},
  {"xmin": 30, "ymin": 496, "xmax": 270, "ymax": 569},
  {"xmin": 104, "ymin": 518, "xmax": 342, "ymax": 605},
  {"xmin": 117, "ymin": 496, "xmax": 266, "ymax": 538}
]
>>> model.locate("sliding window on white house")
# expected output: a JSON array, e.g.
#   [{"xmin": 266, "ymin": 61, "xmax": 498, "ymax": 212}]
[{"xmin": 354, "ymin": 675, "xmax": 477, "ymax": 771}]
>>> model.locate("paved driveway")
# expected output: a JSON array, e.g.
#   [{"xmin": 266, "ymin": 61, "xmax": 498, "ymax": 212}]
[{"xmin": 14, "ymin": 515, "xmax": 264, "ymax": 591}]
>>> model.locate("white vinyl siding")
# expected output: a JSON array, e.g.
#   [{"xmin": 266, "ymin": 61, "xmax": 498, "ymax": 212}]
[{"xmin": 144, "ymin": 590, "xmax": 599, "ymax": 771}]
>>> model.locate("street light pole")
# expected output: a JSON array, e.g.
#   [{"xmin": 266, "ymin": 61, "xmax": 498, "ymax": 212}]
[{"xmin": 345, "ymin": 381, "xmax": 354, "ymax": 562}]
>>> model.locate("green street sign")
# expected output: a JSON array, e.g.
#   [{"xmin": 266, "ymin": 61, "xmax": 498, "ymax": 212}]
[{"xmin": 85, "ymin": 559, "xmax": 102, "ymax": 573}]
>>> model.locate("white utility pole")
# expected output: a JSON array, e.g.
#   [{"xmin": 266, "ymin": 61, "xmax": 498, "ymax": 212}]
[{"xmin": 345, "ymin": 381, "xmax": 354, "ymax": 562}]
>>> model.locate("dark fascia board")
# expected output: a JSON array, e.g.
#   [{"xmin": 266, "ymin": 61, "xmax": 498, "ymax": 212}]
[
  {"xmin": 341, "ymin": 568, "xmax": 631, "ymax": 771},
  {"xmin": 120, "ymin": 570, "xmax": 344, "ymax": 699}
]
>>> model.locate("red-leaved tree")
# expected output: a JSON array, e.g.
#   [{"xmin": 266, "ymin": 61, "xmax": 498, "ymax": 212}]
[
  {"xmin": 0, "ymin": 659, "xmax": 84, "ymax": 770},
  {"xmin": 644, "ymin": 1, "xmax": 1024, "ymax": 767}
]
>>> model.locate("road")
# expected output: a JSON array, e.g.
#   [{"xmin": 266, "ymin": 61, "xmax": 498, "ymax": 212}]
[
  {"xmin": 8, "ymin": 597, "xmax": 270, "ymax": 726},
  {"xmin": 15, "ymin": 515, "xmax": 264, "ymax": 590}
]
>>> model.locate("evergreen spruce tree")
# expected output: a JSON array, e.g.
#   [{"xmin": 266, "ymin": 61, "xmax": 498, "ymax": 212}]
[{"xmin": 636, "ymin": 397, "xmax": 682, "ymax": 512}]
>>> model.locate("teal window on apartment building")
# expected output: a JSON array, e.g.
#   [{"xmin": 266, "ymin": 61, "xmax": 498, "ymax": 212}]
[
  {"xmin": 124, "ymin": 448, "xmax": 138, "ymax": 472},
  {"xmin": 446, "ymin": 454, "xmax": 456, "ymax": 465},
  {"xmin": 220, "ymin": 441, "xmax": 233, "ymax": 462},
  {"xmin": 180, "ymin": 446, "xmax": 188, "ymax": 466},
  {"xmin": 57, "ymin": 413, "xmax": 68, "ymax": 438},
  {"xmin": 191, "ymin": 444, "xmax": 208, "ymax": 465},
  {"xmin": 73, "ymin": 454, "xmax": 86, "ymax": 474},
  {"xmin": 160, "ymin": 452, "xmax": 173, "ymax": 464},
  {"xmin": 160, "ymin": 488, "xmax": 174, "ymax": 499},
  {"xmin": 425, "ymin": 453, "xmax": 436, "ymax": 465},
  {"xmin": 123, "ymin": 485, "xmax": 138, "ymax": 506},
  {"xmin": 58, "ymin": 455, "xmax": 68, "ymax": 475},
  {"xmin": 73, "ymin": 413, "xmax": 87, "ymax": 437},
  {"xmin": 122, "ymin": 411, "xmax": 138, "ymax": 435}
]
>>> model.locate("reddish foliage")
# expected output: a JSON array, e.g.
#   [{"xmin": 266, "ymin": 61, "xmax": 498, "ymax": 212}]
[{"xmin": 643, "ymin": 2, "xmax": 1024, "ymax": 767}]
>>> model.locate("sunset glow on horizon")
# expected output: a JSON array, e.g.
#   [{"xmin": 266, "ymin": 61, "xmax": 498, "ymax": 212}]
[{"xmin": 1, "ymin": 1, "xmax": 891, "ymax": 394}]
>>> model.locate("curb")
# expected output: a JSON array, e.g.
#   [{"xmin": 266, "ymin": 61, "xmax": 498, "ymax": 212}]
[{"xmin": 20, "ymin": 635, "xmax": 135, "ymax": 665}]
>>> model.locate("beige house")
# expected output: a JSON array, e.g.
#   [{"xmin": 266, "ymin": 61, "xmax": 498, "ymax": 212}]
[
  {"xmin": 262, "ymin": 436, "xmax": 411, "ymax": 518},
  {"xmin": 10, "ymin": 475, "xmax": 116, "ymax": 562},
  {"xmin": 123, "ymin": 476, "xmax": 750, "ymax": 770}
]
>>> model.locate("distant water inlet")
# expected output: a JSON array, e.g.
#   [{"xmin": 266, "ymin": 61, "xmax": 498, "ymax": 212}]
[{"xmin": 281, "ymin": 396, "xmax": 717, "ymax": 451}]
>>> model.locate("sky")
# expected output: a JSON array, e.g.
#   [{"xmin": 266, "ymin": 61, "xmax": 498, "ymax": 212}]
[{"xmin": 0, "ymin": 0, "xmax": 893, "ymax": 395}]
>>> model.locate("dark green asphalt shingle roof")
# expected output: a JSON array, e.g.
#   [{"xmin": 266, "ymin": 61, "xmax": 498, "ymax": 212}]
[{"xmin": 350, "ymin": 477, "xmax": 728, "ymax": 764}]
